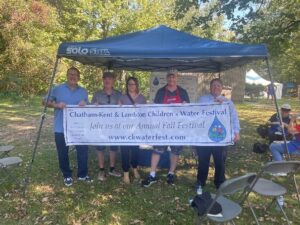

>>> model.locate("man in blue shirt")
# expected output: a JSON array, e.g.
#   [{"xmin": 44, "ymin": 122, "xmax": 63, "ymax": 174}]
[
  {"xmin": 196, "ymin": 78, "xmax": 240, "ymax": 194},
  {"xmin": 44, "ymin": 67, "xmax": 91, "ymax": 186}
]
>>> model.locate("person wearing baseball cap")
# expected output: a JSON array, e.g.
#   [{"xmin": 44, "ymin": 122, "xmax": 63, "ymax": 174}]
[
  {"xmin": 280, "ymin": 103, "xmax": 291, "ymax": 111},
  {"xmin": 267, "ymin": 103, "xmax": 292, "ymax": 143},
  {"xmin": 141, "ymin": 70, "xmax": 190, "ymax": 187},
  {"xmin": 91, "ymin": 71, "xmax": 122, "ymax": 181}
]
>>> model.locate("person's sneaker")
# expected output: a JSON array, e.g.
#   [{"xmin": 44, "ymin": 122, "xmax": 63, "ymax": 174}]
[
  {"xmin": 97, "ymin": 171, "xmax": 107, "ymax": 181},
  {"xmin": 64, "ymin": 177, "xmax": 73, "ymax": 187},
  {"xmin": 108, "ymin": 169, "xmax": 122, "ymax": 177},
  {"xmin": 196, "ymin": 185, "xmax": 203, "ymax": 195},
  {"xmin": 78, "ymin": 175, "xmax": 93, "ymax": 183},
  {"xmin": 167, "ymin": 173, "xmax": 175, "ymax": 185},
  {"xmin": 142, "ymin": 175, "xmax": 157, "ymax": 187}
]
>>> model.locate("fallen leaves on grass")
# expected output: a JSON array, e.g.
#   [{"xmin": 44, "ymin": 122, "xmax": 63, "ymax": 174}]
[
  {"xmin": 129, "ymin": 219, "xmax": 144, "ymax": 224},
  {"xmin": 169, "ymin": 219, "xmax": 176, "ymax": 225}
]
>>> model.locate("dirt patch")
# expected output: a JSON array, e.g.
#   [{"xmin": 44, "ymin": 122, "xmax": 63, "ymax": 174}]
[{"xmin": 0, "ymin": 114, "xmax": 53, "ymax": 144}]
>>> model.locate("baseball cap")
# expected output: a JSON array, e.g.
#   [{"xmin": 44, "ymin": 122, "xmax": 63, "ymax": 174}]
[
  {"xmin": 281, "ymin": 104, "xmax": 291, "ymax": 111},
  {"xmin": 102, "ymin": 71, "xmax": 116, "ymax": 79},
  {"xmin": 166, "ymin": 69, "xmax": 178, "ymax": 77}
]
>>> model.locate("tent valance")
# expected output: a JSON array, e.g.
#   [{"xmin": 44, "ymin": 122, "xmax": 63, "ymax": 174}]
[{"xmin": 57, "ymin": 25, "xmax": 268, "ymax": 72}]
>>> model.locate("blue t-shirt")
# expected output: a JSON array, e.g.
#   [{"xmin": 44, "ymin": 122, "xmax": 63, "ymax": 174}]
[{"xmin": 48, "ymin": 83, "xmax": 88, "ymax": 133}]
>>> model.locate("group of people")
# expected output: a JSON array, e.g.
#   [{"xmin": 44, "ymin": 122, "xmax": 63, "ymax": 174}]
[{"xmin": 44, "ymin": 66, "xmax": 240, "ymax": 193}]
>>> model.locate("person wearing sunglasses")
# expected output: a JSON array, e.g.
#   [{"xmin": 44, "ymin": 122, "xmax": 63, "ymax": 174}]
[{"xmin": 91, "ymin": 72, "xmax": 122, "ymax": 181}]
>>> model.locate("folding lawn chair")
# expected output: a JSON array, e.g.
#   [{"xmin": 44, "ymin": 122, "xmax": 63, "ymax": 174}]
[
  {"xmin": 195, "ymin": 173, "xmax": 257, "ymax": 225},
  {"xmin": 0, "ymin": 156, "xmax": 23, "ymax": 183},
  {"xmin": 248, "ymin": 161, "xmax": 300, "ymax": 225},
  {"xmin": 0, "ymin": 145, "xmax": 14, "ymax": 158}
]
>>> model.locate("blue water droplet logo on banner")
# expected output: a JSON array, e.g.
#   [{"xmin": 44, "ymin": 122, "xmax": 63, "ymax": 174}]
[
  {"xmin": 208, "ymin": 116, "xmax": 227, "ymax": 142},
  {"xmin": 153, "ymin": 77, "xmax": 159, "ymax": 86}
]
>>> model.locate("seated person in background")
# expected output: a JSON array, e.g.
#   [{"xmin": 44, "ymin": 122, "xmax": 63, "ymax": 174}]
[
  {"xmin": 270, "ymin": 113, "xmax": 300, "ymax": 162},
  {"xmin": 267, "ymin": 104, "xmax": 291, "ymax": 143}
]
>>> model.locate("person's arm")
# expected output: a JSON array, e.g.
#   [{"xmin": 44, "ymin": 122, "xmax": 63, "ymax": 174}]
[
  {"xmin": 154, "ymin": 88, "xmax": 163, "ymax": 104},
  {"xmin": 268, "ymin": 114, "xmax": 277, "ymax": 122},
  {"xmin": 118, "ymin": 97, "xmax": 123, "ymax": 106},
  {"xmin": 47, "ymin": 101, "xmax": 66, "ymax": 109},
  {"xmin": 229, "ymin": 101, "xmax": 240, "ymax": 142},
  {"xmin": 181, "ymin": 88, "xmax": 190, "ymax": 103},
  {"xmin": 78, "ymin": 89, "xmax": 88, "ymax": 106},
  {"xmin": 91, "ymin": 92, "xmax": 99, "ymax": 105},
  {"xmin": 42, "ymin": 86, "xmax": 66, "ymax": 109},
  {"xmin": 140, "ymin": 95, "xmax": 147, "ymax": 104},
  {"xmin": 288, "ymin": 115, "xmax": 299, "ymax": 135}
]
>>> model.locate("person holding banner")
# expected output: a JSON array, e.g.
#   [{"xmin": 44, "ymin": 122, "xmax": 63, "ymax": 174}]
[
  {"xmin": 119, "ymin": 77, "xmax": 147, "ymax": 184},
  {"xmin": 43, "ymin": 67, "xmax": 91, "ymax": 186},
  {"xmin": 142, "ymin": 71, "xmax": 190, "ymax": 187},
  {"xmin": 91, "ymin": 71, "xmax": 122, "ymax": 181},
  {"xmin": 196, "ymin": 78, "xmax": 240, "ymax": 193}
]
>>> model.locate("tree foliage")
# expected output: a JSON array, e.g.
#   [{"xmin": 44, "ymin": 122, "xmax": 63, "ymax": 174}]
[
  {"xmin": 240, "ymin": 0, "xmax": 300, "ymax": 83},
  {"xmin": 0, "ymin": 0, "xmax": 60, "ymax": 95},
  {"xmin": 1, "ymin": 0, "xmax": 298, "ymax": 96}
]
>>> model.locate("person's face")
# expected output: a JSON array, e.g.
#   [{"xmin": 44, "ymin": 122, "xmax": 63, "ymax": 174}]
[
  {"xmin": 103, "ymin": 77, "xmax": 115, "ymax": 89},
  {"xmin": 167, "ymin": 74, "xmax": 177, "ymax": 87},
  {"xmin": 281, "ymin": 109, "xmax": 291, "ymax": 118},
  {"xmin": 210, "ymin": 80, "xmax": 223, "ymax": 97},
  {"xmin": 67, "ymin": 69, "xmax": 80, "ymax": 87},
  {"xmin": 127, "ymin": 79, "xmax": 137, "ymax": 93}
]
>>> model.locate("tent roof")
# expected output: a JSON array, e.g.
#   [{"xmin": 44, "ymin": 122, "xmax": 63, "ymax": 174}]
[
  {"xmin": 246, "ymin": 69, "xmax": 281, "ymax": 86},
  {"xmin": 57, "ymin": 25, "xmax": 268, "ymax": 72},
  {"xmin": 246, "ymin": 69, "xmax": 270, "ymax": 86}
]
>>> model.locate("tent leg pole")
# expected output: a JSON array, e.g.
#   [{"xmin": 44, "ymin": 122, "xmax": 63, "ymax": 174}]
[
  {"xmin": 22, "ymin": 57, "xmax": 60, "ymax": 197},
  {"xmin": 266, "ymin": 58, "xmax": 290, "ymax": 160}
]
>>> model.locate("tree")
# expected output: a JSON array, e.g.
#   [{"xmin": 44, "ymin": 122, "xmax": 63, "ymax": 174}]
[
  {"xmin": 241, "ymin": 0, "xmax": 300, "ymax": 82},
  {"xmin": 0, "ymin": 0, "xmax": 232, "ymax": 95},
  {"xmin": 0, "ymin": 0, "xmax": 61, "ymax": 95}
]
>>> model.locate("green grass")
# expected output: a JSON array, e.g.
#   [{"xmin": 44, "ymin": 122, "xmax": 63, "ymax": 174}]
[{"xmin": 0, "ymin": 96, "xmax": 300, "ymax": 225}]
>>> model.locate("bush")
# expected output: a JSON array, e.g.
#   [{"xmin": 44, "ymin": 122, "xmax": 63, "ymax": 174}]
[{"xmin": 245, "ymin": 83, "xmax": 265, "ymax": 99}]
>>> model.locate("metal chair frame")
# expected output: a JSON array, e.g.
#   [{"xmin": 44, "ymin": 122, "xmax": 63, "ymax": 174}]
[
  {"xmin": 195, "ymin": 173, "xmax": 257, "ymax": 225},
  {"xmin": 248, "ymin": 161, "xmax": 300, "ymax": 225}
]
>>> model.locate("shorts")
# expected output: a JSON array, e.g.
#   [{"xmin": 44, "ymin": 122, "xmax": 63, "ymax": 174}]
[
  {"xmin": 96, "ymin": 146, "xmax": 119, "ymax": 151},
  {"xmin": 153, "ymin": 146, "xmax": 182, "ymax": 156}
]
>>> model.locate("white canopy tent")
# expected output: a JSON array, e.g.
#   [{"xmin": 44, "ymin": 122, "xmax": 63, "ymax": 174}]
[{"xmin": 246, "ymin": 69, "xmax": 282, "ymax": 99}]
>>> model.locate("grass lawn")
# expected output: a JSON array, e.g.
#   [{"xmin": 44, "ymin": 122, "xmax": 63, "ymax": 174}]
[{"xmin": 0, "ymin": 95, "xmax": 299, "ymax": 225}]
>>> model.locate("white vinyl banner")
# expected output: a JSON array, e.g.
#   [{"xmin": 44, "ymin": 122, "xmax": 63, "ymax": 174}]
[{"xmin": 63, "ymin": 103, "xmax": 233, "ymax": 146}]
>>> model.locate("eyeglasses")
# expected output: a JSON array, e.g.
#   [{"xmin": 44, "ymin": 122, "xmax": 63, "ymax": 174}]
[{"xmin": 107, "ymin": 95, "xmax": 111, "ymax": 104}]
